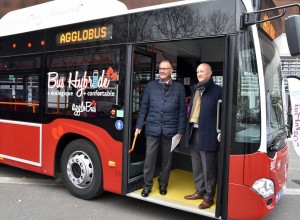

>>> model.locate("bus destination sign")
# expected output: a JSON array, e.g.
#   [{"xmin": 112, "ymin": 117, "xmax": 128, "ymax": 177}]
[{"xmin": 56, "ymin": 25, "xmax": 113, "ymax": 45}]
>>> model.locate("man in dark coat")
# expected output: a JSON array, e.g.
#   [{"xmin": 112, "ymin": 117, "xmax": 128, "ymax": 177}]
[
  {"xmin": 184, "ymin": 63, "xmax": 222, "ymax": 209},
  {"xmin": 135, "ymin": 60, "xmax": 186, "ymax": 197}
]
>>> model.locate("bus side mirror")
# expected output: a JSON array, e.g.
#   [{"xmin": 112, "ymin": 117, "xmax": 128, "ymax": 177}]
[{"xmin": 285, "ymin": 15, "xmax": 300, "ymax": 56}]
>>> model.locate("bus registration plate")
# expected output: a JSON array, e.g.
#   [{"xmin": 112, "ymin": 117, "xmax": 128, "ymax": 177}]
[{"xmin": 275, "ymin": 184, "xmax": 286, "ymax": 203}]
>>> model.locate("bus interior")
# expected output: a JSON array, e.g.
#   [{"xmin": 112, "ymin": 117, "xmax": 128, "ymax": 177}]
[{"xmin": 127, "ymin": 36, "xmax": 225, "ymax": 216}]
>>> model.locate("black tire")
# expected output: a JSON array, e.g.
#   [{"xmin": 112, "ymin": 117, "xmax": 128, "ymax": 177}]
[{"xmin": 61, "ymin": 139, "xmax": 104, "ymax": 199}]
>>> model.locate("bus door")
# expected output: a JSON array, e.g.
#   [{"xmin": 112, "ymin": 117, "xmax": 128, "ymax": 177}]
[
  {"xmin": 215, "ymin": 35, "xmax": 235, "ymax": 220},
  {"xmin": 128, "ymin": 47, "xmax": 156, "ymax": 185},
  {"xmin": 0, "ymin": 56, "xmax": 42, "ymax": 168}
]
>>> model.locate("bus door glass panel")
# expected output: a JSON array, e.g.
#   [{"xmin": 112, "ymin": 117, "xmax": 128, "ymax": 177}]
[
  {"xmin": 46, "ymin": 50, "xmax": 123, "ymax": 118},
  {"xmin": 132, "ymin": 50, "xmax": 155, "ymax": 114},
  {"xmin": 129, "ymin": 49, "xmax": 155, "ymax": 179},
  {"xmin": 258, "ymin": 30, "xmax": 285, "ymax": 150},
  {"xmin": 234, "ymin": 32, "xmax": 261, "ymax": 153},
  {"xmin": 0, "ymin": 74, "xmax": 39, "ymax": 113},
  {"xmin": 0, "ymin": 56, "xmax": 40, "ymax": 114}
]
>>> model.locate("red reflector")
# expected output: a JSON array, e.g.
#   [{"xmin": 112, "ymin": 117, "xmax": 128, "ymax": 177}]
[
  {"xmin": 12, "ymin": 43, "xmax": 17, "ymax": 48},
  {"xmin": 28, "ymin": 43, "xmax": 32, "ymax": 48}
]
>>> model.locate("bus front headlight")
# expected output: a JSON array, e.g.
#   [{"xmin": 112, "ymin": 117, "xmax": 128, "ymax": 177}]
[{"xmin": 252, "ymin": 178, "xmax": 274, "ymax": 198}]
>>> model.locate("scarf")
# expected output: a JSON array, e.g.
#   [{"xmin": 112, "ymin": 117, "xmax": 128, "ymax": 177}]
[{"xmin": 189, "ymin": 79, "xmax": 210, "ymax": 123}]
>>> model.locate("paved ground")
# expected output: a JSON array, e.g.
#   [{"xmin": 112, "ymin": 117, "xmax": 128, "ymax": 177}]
[{"xmin": 286, "ymin": 139, "xmax": 300, "ymax": 191}]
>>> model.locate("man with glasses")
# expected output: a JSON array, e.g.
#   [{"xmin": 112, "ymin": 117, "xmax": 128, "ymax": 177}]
[{"xmin": 135, "ymin": 60, "xmax": 186, "ymax": 197}]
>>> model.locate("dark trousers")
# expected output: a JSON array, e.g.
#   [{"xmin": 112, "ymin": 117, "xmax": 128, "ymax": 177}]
[
  {"xmin": 190, "ymin": 128, "xmax": 218, "ymax": 201},
  {"xmin": 143, "ymin": 134, "xmax": 172, "ymax": 190}
]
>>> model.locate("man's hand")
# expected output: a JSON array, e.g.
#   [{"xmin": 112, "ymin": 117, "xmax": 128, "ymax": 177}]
[{"xmin": 135, "ymin": 128, "xmax": 141, "ymax": 136}]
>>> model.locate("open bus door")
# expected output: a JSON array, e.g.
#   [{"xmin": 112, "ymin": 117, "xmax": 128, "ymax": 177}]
[
  {"xmin": 128, "ymin": 47, "xmax": 156, "ymax": 184},
  {"xmin": 125, "ymin": 37, "xmax": 232, "ymax": 219}
]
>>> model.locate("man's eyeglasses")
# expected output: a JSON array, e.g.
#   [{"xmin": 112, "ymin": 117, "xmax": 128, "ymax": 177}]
[{"xmin": 159, "ymin": 68, "xmax": 171, "ymax": 71}]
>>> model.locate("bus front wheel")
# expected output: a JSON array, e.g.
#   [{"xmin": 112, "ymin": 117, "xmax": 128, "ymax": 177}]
[{"xmin": 61, "ymin": 139, "xmax": 104, "ymax": 200}]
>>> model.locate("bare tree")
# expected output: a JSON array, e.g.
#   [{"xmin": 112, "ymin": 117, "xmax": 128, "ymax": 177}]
[
  {"xmin": 206, "ymin": 10, "xmax": 234, "ymax": 35},
  {"xmin": 153, "ymin": 6, "xmax": 207, "ymax": 39},
  {"xmin": 130, "ymin": 12, "xmax": 153, "ymax": 41},
  {"xmin": 129, "ymin": 6, "xmax": 234, "ymax": 41}
]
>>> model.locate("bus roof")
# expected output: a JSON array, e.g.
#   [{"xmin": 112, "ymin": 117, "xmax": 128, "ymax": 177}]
[
  {"xmin": 0, "ymin": 0, "xmax": 128, "ymax": 37},
  {"xmin": 0, "ymin": 0, "xmax": 212, "ymax": 37}
]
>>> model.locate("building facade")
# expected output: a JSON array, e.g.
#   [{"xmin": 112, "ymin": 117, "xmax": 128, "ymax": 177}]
[
  {"xmin": 0, "ymin": 0, "xmax": 181, "ymax": 18},
  {"xmin": 0, "ymin": 0, "xmax": 49, "ymax": 18}
]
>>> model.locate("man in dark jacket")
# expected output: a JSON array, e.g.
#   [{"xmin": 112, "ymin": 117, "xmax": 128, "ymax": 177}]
[
  {"xmin": 135, "ymin": 60, "xmax": 186, "ymax": 197},
  {"xmin": 184, "ymin": 63, "xmax": 222, "ymax": 209}
]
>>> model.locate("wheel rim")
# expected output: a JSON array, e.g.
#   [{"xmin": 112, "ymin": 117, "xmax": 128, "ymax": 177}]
[{"xmin": 66, "ymin": 151, "xmax": 94, "ymax": 189}]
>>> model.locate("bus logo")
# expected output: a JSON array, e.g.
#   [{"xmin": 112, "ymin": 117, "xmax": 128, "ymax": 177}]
[
  {"xmin": 48, "ymin": 67, "xmax": 118, "ymax": 97},
  {"xmin": 72, "ymin": 101, "xmax": 96, "ymax": 116},
  {"xmin": 52, "ymin": 126, "xmax": 63, "ymax": 140}
]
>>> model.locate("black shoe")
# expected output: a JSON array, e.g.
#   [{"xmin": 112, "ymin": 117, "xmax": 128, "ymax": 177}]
[
  {"xmin": 159, "ymin": 186, "xmax": 167, "ymax": 195},
  {"xmin": 141, "ymin": 189, "xmax": 151, "ymax": 197}
]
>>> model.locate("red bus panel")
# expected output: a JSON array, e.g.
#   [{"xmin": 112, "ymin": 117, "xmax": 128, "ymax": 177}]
[{"xmin": 0, "ymin": 120, "xmax": 41, "ymax": 166}]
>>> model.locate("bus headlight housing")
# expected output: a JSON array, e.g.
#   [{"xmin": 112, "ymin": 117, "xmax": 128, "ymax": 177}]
[{"xmin": 252, "ymin": 178, "xmax": 274, "ymax": 198}]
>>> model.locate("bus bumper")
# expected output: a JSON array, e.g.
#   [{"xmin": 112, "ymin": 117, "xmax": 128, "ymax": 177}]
[{"xmin": 227, "ymin": 182, "xmax": 286, "ymax": 220}]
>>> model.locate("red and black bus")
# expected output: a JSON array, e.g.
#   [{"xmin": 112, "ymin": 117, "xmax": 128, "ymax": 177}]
[{"xmin": 0, "ymin": 0, "xmax": 298, "ymax": 219}]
